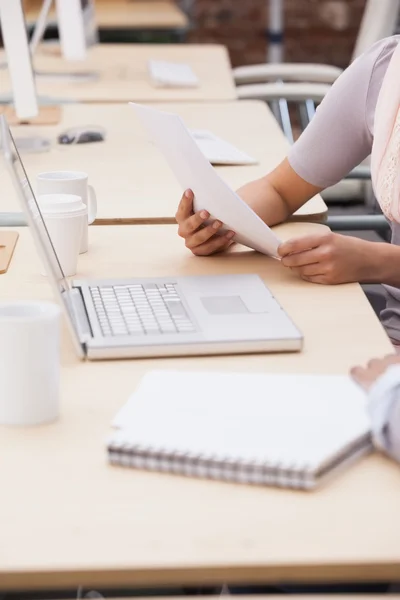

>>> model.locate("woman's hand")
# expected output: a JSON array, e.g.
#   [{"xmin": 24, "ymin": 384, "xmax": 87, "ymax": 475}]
[
  {"xmin": 351, "ymin": 355, "xmax": 400, "ymax": 391},
  {"xmin": 278, "ymin": 229, "xmax": 373, "ymax": 285},
  {"xmin": 175, "ymin": 189, "xmax": 235, "ymax": 256}
]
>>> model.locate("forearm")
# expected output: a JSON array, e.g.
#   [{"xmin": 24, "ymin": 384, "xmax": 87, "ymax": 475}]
[
  {"xmin": 236, "ymin": 176, "xmax": 290, "ymax": 227},
  {"xmin": 236, "ymin": 159, "xmax": 323, "ymax": 227}
]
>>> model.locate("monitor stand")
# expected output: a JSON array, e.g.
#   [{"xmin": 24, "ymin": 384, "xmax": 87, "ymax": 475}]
[
  {"xmin": 0, "ymin": 104, "xmax": 62, "ymax": 125},
  {"xmin": 12, "ymin": 136, "xmax": 51, "ymax": 154},
  {"xmin": 0, "ymin": 104, "xmax": 61, "ymax": 153},
  {"xmin": 28, "ymin": 0, "xmax": 100, "ymax": 84},
  {"xmin": 34, "ymin": 69, "xmax": 99, "ymax": 83},
  {"xmin": 0, "ymin": 58, "xmax": 98, "ymax": 83},
  {"xmin": 0, "ymin": 130, "xmax": 50, "ymax": 154}
]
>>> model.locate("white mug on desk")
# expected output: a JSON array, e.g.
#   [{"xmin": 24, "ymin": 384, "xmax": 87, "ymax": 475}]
[
  {"xmin": 37, "ymin": 170, "xmax": 97, "ymax": 253},
  {"xmin": 0, "ymin": 302, "xmax": 61, "ymax": 426}
]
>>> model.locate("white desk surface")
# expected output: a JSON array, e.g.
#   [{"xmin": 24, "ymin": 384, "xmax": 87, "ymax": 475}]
[
  {"xmin": 24, "ymin": 0, "xmax": 189, "ymax": 30},
  {"xmin": 0, "ymin": 44, "xmax": 236, "ymax": 103},
  {"xmin": 2, "ymin": 102, "xmax": 327, "ymax": 224},
  {"xmin": 1, "ymin": 222, "xmax": 398, "ymax": 591}
]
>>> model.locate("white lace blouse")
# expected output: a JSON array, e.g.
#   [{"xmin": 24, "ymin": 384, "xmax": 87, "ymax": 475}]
[{"xmin": 288, "ymin": 35, "xmax": 400, "ymax": 463}]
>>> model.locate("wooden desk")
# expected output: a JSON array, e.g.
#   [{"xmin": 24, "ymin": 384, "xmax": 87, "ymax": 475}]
[
  {"xmin": 54, "ymin": 598, "xmax": 400, "ymax": 600},
  {"xmin": 24, "ymin": 0, "xmax": 189, "ymax": 31},
  {"xmin": 1, "ymin": 102, "xmax": 327, "ymax": 224},
  {"xmin": 1, "ymin": 223, "xmax": 398, "ymax": 592},
  {"xmin": 0, "ymin": 44, "xmax": 236, "ymax": 103},
  {"xmin": 94, "ymin": 0, "xmax": 189, "ymax": 30},
  {"xmin": 56, "ymin": 598, "xmax": 400, "ymax": 600}
]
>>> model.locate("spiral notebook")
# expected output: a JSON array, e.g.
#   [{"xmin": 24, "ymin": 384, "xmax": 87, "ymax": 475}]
[{"xmin": 107, "ymin": 371, "xmax": 372, "ymax": 490}]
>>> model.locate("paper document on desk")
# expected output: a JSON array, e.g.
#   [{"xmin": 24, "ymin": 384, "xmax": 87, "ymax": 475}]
[{"xmin": 130, "ymin": 103, "xmax": 280, "ymax": 257}]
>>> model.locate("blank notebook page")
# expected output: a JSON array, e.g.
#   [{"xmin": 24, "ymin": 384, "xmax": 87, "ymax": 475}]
[{"xmin": 111, "ymin": 371, "xmax": 370, "ymax": 471}]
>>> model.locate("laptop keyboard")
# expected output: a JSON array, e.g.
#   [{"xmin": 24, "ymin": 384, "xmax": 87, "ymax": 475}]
[
  {"xmin": 148, "ymin": 60, "xmax": 199, "ymax": 88},
  {"xmin": 90, "ymin": 283, "xmax": 196, "ymax": 337},
  {"xmin": 189, "ymin": 129, "xmax": 257, "ymax": 165}
]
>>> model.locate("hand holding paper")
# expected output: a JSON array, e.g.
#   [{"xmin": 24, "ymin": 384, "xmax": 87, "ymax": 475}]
[{"xmin": 130, "ymin": 102, "xmax": 281, "ymax": 257}]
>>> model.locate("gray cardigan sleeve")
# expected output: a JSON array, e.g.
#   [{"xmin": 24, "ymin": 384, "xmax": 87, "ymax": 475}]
[
  {"xmin": 287, "ymin": 36, "xmax": 399, "ymax": 188},
  {"xmin": 368, "ymin": 366, "xmax": 400, "ymax": 463}
]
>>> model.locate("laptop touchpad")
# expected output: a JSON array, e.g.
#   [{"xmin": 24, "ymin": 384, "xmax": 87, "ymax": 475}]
[{"xmin": 201, "ymin": 296, "xmax": 249, "ymax": 315}]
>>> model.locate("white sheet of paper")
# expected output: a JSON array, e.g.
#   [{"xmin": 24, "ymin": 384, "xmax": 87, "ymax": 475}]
[{"xmin": 130, "ymin": 103, "xmax": 281, "ymax": 257}]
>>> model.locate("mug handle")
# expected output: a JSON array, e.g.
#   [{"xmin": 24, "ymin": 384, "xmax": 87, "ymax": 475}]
[{"xmin": 87, "ymin": 185, "xmax": 98, "ymax": 224}]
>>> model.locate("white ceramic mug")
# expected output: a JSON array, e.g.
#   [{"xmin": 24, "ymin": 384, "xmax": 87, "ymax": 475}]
[
  {"xmin": 37, "ymin": 171, "xmax": 97, "ymax": 253},
  {"xmin": 39, "ymin": 193, "xmax": 85, "ymax": 277},
  {"xmin": 0, "ymin": 302, "xmax": 61, "ymax": 426}
]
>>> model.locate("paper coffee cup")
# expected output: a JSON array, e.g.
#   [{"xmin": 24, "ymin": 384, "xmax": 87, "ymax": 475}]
[
  {"xmin": 39, "ymin": 194, "xmax": 85, "ymax": 277},
  {"xmin": 37, "ymin": 171, "xmax": 97, "ymax": 254}
]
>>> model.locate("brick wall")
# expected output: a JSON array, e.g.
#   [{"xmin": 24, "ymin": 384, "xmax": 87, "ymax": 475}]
[{"xmin": 186, "ymin": 0, "xmax": 367, "ymax": 68}]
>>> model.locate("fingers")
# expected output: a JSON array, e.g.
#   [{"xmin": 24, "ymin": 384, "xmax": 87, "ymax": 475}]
[
  {"xmin": 350, "ymin": 365, "xmax": 365, "ymax": 382},
  {"xmin": 349, "ymin": 366, "xmax": 372, "ymax": 391},
  {"xmin": 281, "ymin": 248, "xmax": 322, "ymax": 268},
  {"xmin": 185, "ymin": 220, "xmax": 223, "ymax": 249},
  {"xmin": 350, "ymin": 364, "xmax": 378, "ymax": 391},
  {"xmin": 351, "ymin": 359, "xmax": 391, "ymax": 379},
  {"xmin": 178, "ymin": 209, "xmax": 210, "ymax": 238},
  {"xmin": 366, "ymin": 356, "xmax": 400, "ymax": 370},
  {"xmin": 290, "ymin": 263, "xmax": 324, "ymax": 278},
  {"xmin": 350, "ymin": 354, "xmax": 400, "ymax": 391},
  {"xmin": 288, "ymin": 268, "xmax": 339, "ymax": 285},
  {"xmin": 175, "ymin": 189, "xmax": 195, "ymax": 223},
  {"xmin": 366, "ymin": 358, "xmax": 384, "ymax": 370},
  {"xmin": 175, "ymin": 190, "xmax": 235, "ymax": 256},
  {"xmin": 278, "ymin": 231, "xmax": 331, "ymax": 257},
  {"xmin": 190, "ymin": 232, "xmax": 235, "ymax": 256},
  {"xmin": 176, "ymin": 189, "xmax": 215, "ymax": 241},
  {"xmin": 300, "ymin": 275, "xmax": 334, "ymax": 285}
]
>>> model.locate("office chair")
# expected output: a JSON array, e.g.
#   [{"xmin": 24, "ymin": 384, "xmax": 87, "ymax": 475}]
[
  {"xmin": 234, "ymin": 0, "xmax": 399, "ymax": 87},
  {"xmin": 233, "ymin": 0, "xmax": 400, "ymax": 203}
]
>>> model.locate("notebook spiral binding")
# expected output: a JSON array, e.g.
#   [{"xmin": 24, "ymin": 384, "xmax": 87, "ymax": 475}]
[{"xmin": 107, "ymin": 441, "xmax": 315, "ymax": 490}]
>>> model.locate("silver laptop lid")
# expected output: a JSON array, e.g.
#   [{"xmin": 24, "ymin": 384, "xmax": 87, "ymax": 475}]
[{"xmin": 0, "ymin": 115, "xmax": 85, "ymax": 359}]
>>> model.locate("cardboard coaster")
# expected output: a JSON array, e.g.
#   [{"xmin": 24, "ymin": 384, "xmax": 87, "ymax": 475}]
[
  {"xmin": 0, "ymin": 231, "xmax": 19, "ymax": 274},
  {"xmin": 0, "ymin": 105, "xmax": 62, "ymax": 125}
]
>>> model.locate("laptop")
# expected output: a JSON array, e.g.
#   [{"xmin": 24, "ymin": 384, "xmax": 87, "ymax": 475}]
[
  {"xmin": 1, "ymin": 115, "xmax": 303, "ymax": 359},
  {"xmin": 189, "ymin": 129, "xmax": 258, "ymax": 166},
  {"xmin": 148, "ymin": 60, "xmax": 199, "ymax": 88}
]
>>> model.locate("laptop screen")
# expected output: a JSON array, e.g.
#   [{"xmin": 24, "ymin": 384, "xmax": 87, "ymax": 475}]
[{"xmin": 0, "ymin": 115, "xmax": 85, "ymax": 358}]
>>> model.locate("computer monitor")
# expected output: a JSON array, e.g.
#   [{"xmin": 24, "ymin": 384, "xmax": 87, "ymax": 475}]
[
  {"xmin": 0, "ymin": 0, "xmax": 39, "ymax": 119},
  {"xmin": 29, "ymin": 0, "xmax": 98, "ymax": 83},
  {"xmin": 55, "ymin": 0, "xmax": 98, "ymax": 61}
]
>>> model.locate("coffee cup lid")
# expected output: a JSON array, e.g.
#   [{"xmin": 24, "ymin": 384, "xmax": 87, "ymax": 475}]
[
  {"xmin": 41, "ymin": 207, "xmax": 88, "ymax": 220},
  {"xmin": 38, "ymin": 193, "xmax": 86, "ymax": 215}
]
